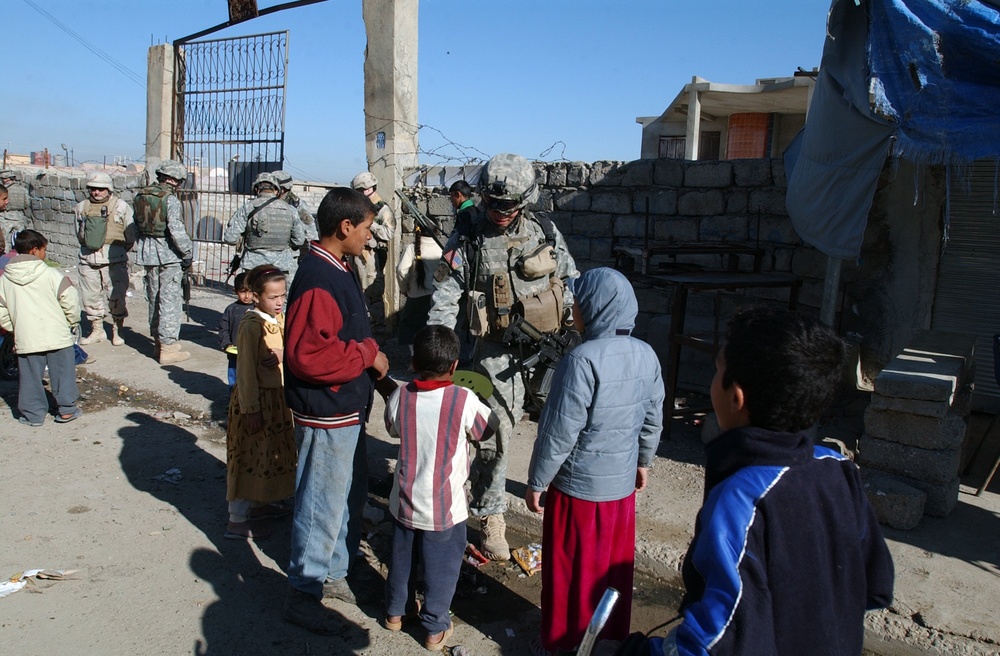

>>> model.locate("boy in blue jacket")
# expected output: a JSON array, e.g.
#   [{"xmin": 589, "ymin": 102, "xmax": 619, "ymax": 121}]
[{"xmin": 644, "ymin": 307, "xmax": 893, "ymax": 656}]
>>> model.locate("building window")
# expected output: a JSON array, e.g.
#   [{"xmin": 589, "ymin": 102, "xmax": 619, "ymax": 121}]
[
  {"xmin": 659, "ymin": 136, "xmax": 685, "ymax": 159},
  {"xmin": 699, "ymin": 131, "xmax": 721, "ymax": 160},
  {"xmin": 659, "ymin": 131, "xmax": 721, "ymax": 160}
]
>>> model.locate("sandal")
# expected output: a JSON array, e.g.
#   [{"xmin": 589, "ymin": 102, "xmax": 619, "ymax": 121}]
[
  {"xmin": 424, "ymin": 622, "xmax": 453, "ymax": 651},
  {"xmin": 383, "ymin": 600, "xmax": 421, "ymax": 631},
  {"xmin": 54, "ymin": 408, "xmax": 83, "ymax": 423},
  {"xmin": 224, "ymin": 520, "xmax": 272, "ymax": 540}
]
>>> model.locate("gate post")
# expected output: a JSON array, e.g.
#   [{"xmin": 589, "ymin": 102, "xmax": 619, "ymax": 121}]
[
  {"xmin": 362, "ymin": 0, "xmax": 419, "ymax": 328},
  {"xmin": 145, "ymin": 44, "xmax": 176, "ymax": 179}
]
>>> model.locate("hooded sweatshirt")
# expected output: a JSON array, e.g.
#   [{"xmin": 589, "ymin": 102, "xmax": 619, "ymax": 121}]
[
  {"xmin": 528, "ymin": 267, "xmax": 665, "ymax": 502},
  {"xmin": 0, "ymin": 254, "xmax": 79, "ymax": 354}
]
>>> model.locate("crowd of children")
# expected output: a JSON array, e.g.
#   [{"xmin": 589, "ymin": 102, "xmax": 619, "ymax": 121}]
[{"xmin": 2, "ymin": 183, "xmax": 892, "ymax": 655}]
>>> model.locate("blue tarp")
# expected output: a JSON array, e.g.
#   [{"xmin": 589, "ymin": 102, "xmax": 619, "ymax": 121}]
[{"xmin": 786, "ymin": 0, "xmax": 1000, "ymax": 259}]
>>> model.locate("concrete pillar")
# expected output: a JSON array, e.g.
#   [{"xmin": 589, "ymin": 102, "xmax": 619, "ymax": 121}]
[
  {"xmin": 684, "ymin": 77, "xmax": 702, "ymax": 161},
  {"xmin": 146, "ymin": 44, "xmax": 176, "ymax": 179},
  {"xmin": 361, "ymin": 0, "xmax": 419, "ymax": 326}
]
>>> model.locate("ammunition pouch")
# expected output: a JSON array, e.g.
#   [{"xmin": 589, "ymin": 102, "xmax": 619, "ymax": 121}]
[
  {"xmin": 517, "ymin": 243, "xmax": 557, "ymax": 279},
  {"xmin": 467, "ymin": 290, "xmax": 489, "ymax": 337},
  {"xmin": 513, "ymin": 277, "xmax": 564, "ymax": 334}
]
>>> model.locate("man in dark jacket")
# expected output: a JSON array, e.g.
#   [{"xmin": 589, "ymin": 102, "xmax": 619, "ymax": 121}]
[{"xmin": 645, "ymin": 307, "xmax": 893, "ymax": 656}]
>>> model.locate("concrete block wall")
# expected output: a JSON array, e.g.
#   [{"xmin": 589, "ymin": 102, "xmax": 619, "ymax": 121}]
[
  {"xmin": 5, "ymin": 166, "xmax": 145, "ymax": 266},
  {"xmin": 859, "ymin": 331, "xmax": 977, "ymax": 527},
  {"xmin": 402, "ymin": 158, "xmax": 825, "ymax": 343}
]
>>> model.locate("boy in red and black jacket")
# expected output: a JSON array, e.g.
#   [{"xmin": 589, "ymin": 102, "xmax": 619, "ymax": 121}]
[{"xmin": 282, "ymin": 187, "xmax": 390, "ymax": 635}]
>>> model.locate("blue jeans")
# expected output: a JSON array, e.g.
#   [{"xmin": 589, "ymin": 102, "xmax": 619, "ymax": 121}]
[
  {"xmin": 287, "ymin": 423, "xmax": 368, "ymax": 597},
  {"xmin": 385, "ymin": 519, "xmax": 467, "ymax": 634}
]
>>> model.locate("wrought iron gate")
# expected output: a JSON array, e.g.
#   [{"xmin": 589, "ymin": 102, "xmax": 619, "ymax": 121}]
[{"xmin": 172, "ymin": 30, "xmax": 289, "ymax": 285}]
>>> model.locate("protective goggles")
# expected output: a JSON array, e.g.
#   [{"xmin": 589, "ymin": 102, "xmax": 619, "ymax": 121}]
[{"xmin": 483, "ymin": 196, "xmax": 521, "ymax": 215}]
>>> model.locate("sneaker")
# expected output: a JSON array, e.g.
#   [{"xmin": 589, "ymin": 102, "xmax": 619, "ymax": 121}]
[
  {"xmin": 18, "ymin": 416, "xmax": 43, "ymax": 427},
  {"xmin": 322, "ymin": 577, "xmax": 356, "ymax": 605},
  {"xmin": 283, "ymin": 588, "xmax": 346, "ymax": 636},
  {"xmin": 424, "ymin": 622, "xmax": 453, "ymax": 652},
  {"xmin": 480, "ymin": 514, "xmax": 511, "ymax": 561}
]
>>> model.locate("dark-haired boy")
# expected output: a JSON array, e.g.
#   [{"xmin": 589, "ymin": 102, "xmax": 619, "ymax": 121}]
[
  {"xmin": 646, "ymin": 307, "xmax": 893, "ymax": 656},
  {"xmin": 218, "ymin": 271, "xmax": 253, "ymax": 390},
  {"xmin": 383, "ymin": 325, "xmax": 498, "ymax": 651},
  {"xmin": 282, "ymin": 187, "xmax": 390, "ymax": 634},
  {"xmin": 0, "ymin": 230, "xmax": 82, "ymax": 426}
]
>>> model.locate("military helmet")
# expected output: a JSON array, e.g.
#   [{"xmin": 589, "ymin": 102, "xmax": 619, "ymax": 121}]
[
  {"xmin": 0, "ymin": 169, "xmax": 16, "ymax": 181},
  {"xmin": 351, "ymin": 171, "xmax": 378, "ymax": 191},
  {"xmin": 272, "ymin": 170, "xmax": 294, "ymax": 191},
  {"xmin": 479, "ymin": 153, "xmax": 538, "ymax": 214},
  {"xmin": 156, "ymin": 159, "xmax": 188, "ymax": 182},
  {"xmin": 86, "ymin": 172, "xmax": 113, "ymax": 190},
  {"xmin": 253, "ymin": 171, "xmax": 278, "ymax": 192}
]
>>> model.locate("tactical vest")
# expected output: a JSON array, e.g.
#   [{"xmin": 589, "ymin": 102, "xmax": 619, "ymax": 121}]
[
  {"xmin": 244, "ymin": 196, "xmax": 297, "ymax": 250},
  {"xmin": 133, "ymin": 183, "xmax": 172, "ymax": 237},
  {"xmin": 5, "ymin": 184, "xmax": 29, "ymax": 212},
  {"xmin": 82, "ymin": 198, "xmax": 126, "ymax": 249}
]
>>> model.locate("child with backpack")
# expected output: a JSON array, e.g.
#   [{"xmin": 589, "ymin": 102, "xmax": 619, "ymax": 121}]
[{"xmin": 225, "ymin": 264, "xmax": 296, "ymax": 540}]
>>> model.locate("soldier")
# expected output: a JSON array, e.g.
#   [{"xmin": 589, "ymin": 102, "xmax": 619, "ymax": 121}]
[
  {"xmin": 273, "ymin": 170, "xmax": 318, "ymax": 244},
  {"xmin": 0, "ymin": 169, "xmax": 31, "ymax": 248},
  {"xmin": 428, "ymin": 153, "xmax": 579, "ymax": 560},
  {"xmin": 133, "ymin": 160, "xmax": 195, "ymax": 365},
  {"xmin": 75, "ymin": 172, "xmax": 135, "ymax": 346},
  {"xmin": 223, "ymin": 172, "xmax": 305, "ymax": 279},
  {"xmin": 350, "ymin": 171, "xmax": 399, "ymax": 314}
]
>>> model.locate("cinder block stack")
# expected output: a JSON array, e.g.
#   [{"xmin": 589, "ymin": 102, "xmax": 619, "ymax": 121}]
[{"xmin": 859, "ymin": 332, "xmax": 977, "ymax": 529}]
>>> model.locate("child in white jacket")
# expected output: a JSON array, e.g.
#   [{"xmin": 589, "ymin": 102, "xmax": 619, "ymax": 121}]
[{"xmin": 0, "ymin": 229, "xmax": 82, "ymax": 426}]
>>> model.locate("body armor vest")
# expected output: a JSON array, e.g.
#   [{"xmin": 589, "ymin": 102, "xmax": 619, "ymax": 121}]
[
  {"xmin": 82, "ymin": 198, "xmax": 126, "ymax": 249},
  {"xmin": 244, "ymin": 196, "xmax": 297, "ymax": 250}
]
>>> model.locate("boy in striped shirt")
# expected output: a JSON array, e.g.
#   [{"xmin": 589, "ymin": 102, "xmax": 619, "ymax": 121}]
[{"xmin": 383, "ymin": 325, "xmax": 498, "ymax": 651}]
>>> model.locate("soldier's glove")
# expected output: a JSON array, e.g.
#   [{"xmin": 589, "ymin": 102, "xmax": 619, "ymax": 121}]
[{"xmin": 181, "ymin": 258, "xmax": 193, "ymax": 271}]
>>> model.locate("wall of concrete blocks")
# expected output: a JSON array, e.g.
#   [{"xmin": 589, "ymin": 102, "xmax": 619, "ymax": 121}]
[
  {"xmin": 859, "ymin": 332, "xmax": 976, "ymax": 528},
  {"xmin": 8, "ymin": 167, "xmax": 146, "ymax": 265},
  {"xmin": 402, "ymin": 157, "xmax": 946, "ymax": 392}
]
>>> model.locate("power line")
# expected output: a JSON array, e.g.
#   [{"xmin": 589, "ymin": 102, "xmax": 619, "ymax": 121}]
[{"xmin": 21, "ymin": 0, "xmax": 144, "ymax": 87}]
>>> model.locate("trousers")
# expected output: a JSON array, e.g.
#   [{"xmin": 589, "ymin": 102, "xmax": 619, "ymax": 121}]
[{"xmin": 79, "ymin": 260, "xmax": 129, "ymax": 321}]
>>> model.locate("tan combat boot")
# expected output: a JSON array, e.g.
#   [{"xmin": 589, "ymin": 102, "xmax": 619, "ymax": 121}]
[
  {"xmin": 158, "ymin": 342, "xmax": 191, "ymax": 365},
  {"xmin": 110, "ymin": 319, "xmax": 125, "ymax": 346},
  {"xmin": 480, "ymin": 514, "xmax": 510, "ymax": 561},
  {"xmin": 79, "ymin": 319, "xmax": 106, "ymax": 345}
]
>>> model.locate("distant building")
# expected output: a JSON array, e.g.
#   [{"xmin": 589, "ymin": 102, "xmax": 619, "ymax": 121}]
[{"xmin": 636, "ymin": 71, "xmax": 817, "ymax": 161}]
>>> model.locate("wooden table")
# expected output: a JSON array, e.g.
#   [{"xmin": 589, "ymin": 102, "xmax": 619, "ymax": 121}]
[{"xmin": 643, "ymin": 271, "xmax": 803, "ymax": 440}]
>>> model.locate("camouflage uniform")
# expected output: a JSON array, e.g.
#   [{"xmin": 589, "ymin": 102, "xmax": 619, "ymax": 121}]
[
  {"xmin": 134, "ymin": 181, "xmax": 193, "ymax": 347},
  {"xmin": 0, "ymin": 170, "xmax": 31, "ymax": 247},
  {"xmin": 75, "ymin": 194, "xmax": 135, "ymax": 322},
  {"xmin": 428, "ymin": 208, "xmax": 577, "ymax": 519},
  {"xmin": 272, "ymin": 171, "xmax": 319, "ymax": 243},
  {"xmin": 223, "ymin": 191, "xmax": 305, "ymax": 278}
]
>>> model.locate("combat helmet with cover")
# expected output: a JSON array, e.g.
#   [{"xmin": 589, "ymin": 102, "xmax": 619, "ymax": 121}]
[
  {"xmin": 253, "ymin": 171, "xmax": 279, "ymax": 194},
  {"xmin": 272, "ymin": 170, "xmax": 294, "ymax": 191},
  {"xmin": 479, "ymin": 153, "xmax": 539, "ymax": 215},
  {"xmin": 134, "ymin": 159, "xmax": 185, "ymax": 237}
]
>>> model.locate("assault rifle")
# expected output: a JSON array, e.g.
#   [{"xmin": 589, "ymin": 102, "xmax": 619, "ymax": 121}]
[
  {"xmin": 502, "ymin": 314, "xmax": 581, "ymax": 410},
  {"xmin": 394, "ymin": 189, "xmax": 449, "ymax": 248}
]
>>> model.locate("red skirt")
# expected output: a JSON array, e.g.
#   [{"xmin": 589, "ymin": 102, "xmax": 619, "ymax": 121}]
[{"xmin": 541, "ymin": 487, "xmax": 636, "ymax": 652}]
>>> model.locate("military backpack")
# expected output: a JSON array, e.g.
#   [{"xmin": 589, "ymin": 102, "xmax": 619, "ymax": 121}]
[{"xmin": 133, "ymin": 183, "xmax": 173, "ymax": 237}]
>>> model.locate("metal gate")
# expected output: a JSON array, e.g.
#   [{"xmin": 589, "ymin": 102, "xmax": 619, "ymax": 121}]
[{"xmin": 172, "ymin": 31, "xmax": 289, "ymax": 285}]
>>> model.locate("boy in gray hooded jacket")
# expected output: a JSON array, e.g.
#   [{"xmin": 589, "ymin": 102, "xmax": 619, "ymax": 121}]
[{"xmin": 525, "ymin": 267, "xmax": 664, "ymax": 656}]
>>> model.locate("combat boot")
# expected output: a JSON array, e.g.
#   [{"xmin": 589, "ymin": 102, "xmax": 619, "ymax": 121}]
[
  {"xmin": 480, "ymin": 513, "xmax": 510, "ymax": 561},
  {"xmin": 110, "ymin": 319, "xmax": 125, "ymax": 346},
  {"xmin": 158, "ymin": 342, "xmax": 191, "ymax": 365},
  {"xmin": 79, "ymin": 319, "xmax": 106, "ymax": 345}
]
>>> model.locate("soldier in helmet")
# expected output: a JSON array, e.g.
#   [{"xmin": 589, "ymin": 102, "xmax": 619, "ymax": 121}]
[
  {"xmin": 428, "ymin": 153, "xmax": 579, "ymax": 561},
  {"xmin": 350, "ymin": 171, "xmax": 399, "ymax": 315},
  {"xmin": 272, "ymin": 170, "xmax": 318, "ymax": 245},
  {"xmin": 133, "ymin": 160, "xmax": 195, "ymax": 365},
  {"xmin": 0, "ymin": 169, "xmax": 32, "ymax": 249},
  {"xmin": 75, "ymin": 172, "xmax": 136, "ymax": 346},
  {"xmin": 223, "ymin": 171, "xmax": 305, "ymax": 278}
]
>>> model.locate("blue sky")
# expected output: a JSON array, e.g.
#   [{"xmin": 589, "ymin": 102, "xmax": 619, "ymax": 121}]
[{"xmin": 3, "ymin": 0, "xmax": 830, "ymax": 184}]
